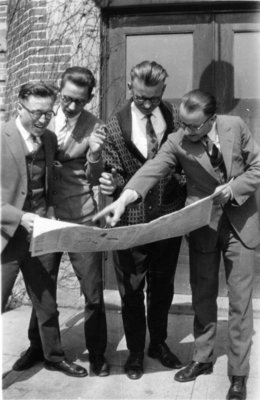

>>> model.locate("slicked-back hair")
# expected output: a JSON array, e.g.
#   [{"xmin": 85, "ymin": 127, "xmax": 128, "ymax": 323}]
[
  {"xmin": 181, "ymin": 89, "xmax": 217, "ymax": 116},
  {"xmin": 18, "ymin": 82, "xmax": 57, "ymax": 101},
  {"xmin": 60, "ymin": 66, "xmax": 96, "ymax": 96},
  {"xmin": 130, "ymin": 60, "xmax": 168, "ymax": 86}
]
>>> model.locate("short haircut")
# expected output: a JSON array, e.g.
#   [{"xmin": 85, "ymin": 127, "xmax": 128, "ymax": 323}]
[
  {"xmin": 130, "ymin": 60, "xmax": 168, "ymax": 86},
  {"xmin": 60, "ymin": 66, "xmax": 96, "ymax": 96},
  {"xmin": 18, "ymin": 82, "xmax": 57, "ymax": 101},
  {"xmin": 181, "ymin": 89, "xmax": 217, "ymax": 116}
]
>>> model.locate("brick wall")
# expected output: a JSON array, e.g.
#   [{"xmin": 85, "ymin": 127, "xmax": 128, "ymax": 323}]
[
  {"xmin": 0, "ymin": 0, "xmax": 7, "ymax": 121},
  {"xmin": 4, "ymin": 0, "xmax": 101, "ymax": 121}
]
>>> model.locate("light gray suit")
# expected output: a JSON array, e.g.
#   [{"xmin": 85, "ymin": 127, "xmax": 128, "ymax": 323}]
[{"xmin": 125, "ymin": 115, "xmax": 260, "ymax": 376}]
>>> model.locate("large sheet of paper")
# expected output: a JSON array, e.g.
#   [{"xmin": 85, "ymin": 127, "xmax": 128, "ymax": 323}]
[{"xmin": 31, "ymin": 194, "xmax": 214, "ymax": 256}]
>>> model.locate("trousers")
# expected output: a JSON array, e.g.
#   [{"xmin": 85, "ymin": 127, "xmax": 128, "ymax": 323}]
[
  {"xmin": 114, "ymin": 236, "xmax": 182, "ymax": 353},
  {"xmin": 1, "ymin": 226, "xmax": 65, "ymax": 362},
  {"xmin": 189, "ymin": 213, "xmax": 254, "ymax": 376}
]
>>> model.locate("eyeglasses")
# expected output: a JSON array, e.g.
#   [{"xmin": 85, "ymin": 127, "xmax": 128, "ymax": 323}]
[
  {"xmin": 60, "ymin": 95, "xmax": 86, "ymax": 106},
  {"xmin": 180, "ymin": 115, "xmax": 214, "ymax": 132},
  {"xmin": 133, "ymin": 94, "xmax": 161, "ymax": 105},
  {"xmin": 20, "ymin": 103, "xmax": 55, "ymax": 120}
]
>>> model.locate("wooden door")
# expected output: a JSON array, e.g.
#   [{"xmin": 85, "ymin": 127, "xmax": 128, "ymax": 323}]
[{"xmin": 102, "ymin": 8, "xmax": 260, "ymax": 296}]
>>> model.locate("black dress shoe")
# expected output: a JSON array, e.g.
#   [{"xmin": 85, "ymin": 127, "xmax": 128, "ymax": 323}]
[
  {"xmin": 45, "ymin": 359, "xmax": 88, "ymax": 377},
  {"xmin": 90, "ymin": 354, "xmax": 110, "ymax": 377},
  {"xmin": 148, "ymin": 342, "xmax": 182, "ymax": 369},
  {"xmin": 174, "ymin": 361, "xmax": 213, "ymax": 382},
  {"xmin": 13, "ymin": 347, "xmax": 44, "ymax": 371},
  {"xmin": 227, "ymin": 376, "xmax": 246, "ymax": 400},
  {"xmin": 124, "ymin": 352, "xmax": 144, "ymax": 380}
]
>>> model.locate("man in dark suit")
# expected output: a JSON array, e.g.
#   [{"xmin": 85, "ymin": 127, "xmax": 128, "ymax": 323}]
[
  {"xmin": 1, "ymin": 82, "xmax": 87, "ymax": 377},
  {"xmin": 99, "ymin": 61, "xmax": 186, "ymax": 379},
  {"xmin": 95, "ymin": 89, "xmax": 260, "ymax": 399}
]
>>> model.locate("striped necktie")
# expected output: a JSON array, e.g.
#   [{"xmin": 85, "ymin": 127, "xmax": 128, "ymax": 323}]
[
  {"xmin": 201, "ymin": 135, "xmax": 227, "ymax": 182},
  {"xmin": 146, "ymin": 114, "xmax": 158, "ymax": 159}
]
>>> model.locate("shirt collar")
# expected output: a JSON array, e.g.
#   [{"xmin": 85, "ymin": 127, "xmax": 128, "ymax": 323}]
[
  {"xmin": 16, "ymin": 116, "xmax": 31, "ymax": 141},
  {"xmin": 131, "ymin": 101, "xmax": 160, "ymax": 120},
  {"xmin": 56, "ymin": 106, "xmax": 81, "ymax": 124}
]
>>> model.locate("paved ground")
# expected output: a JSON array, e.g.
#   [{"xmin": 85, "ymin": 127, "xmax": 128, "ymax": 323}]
[{"xmin": 2, "ymin": 291, "xmax": 260, "ymax": 400}]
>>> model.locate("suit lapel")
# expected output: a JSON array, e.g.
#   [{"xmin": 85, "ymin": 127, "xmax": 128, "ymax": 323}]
[
  {"xmin": 116, "ymin": 100, "xmax": 146, "ymax": 163},
  {"xmin": 159, "ymin": 101, "xmax": 174, "ymax": 146},
  {"xmin": 4, "ymin": 121, "xmax": 27, "ymax": 183},
  {"xmin": 41, "ymin": 131, "xmax": 52, "ymax": 194},
  {"xmin": 216, "ymin": 116, "xmax": 234, "ymax": 179}
]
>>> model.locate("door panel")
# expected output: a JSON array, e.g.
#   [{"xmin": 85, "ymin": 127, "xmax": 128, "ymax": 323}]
[{"xmin": 103, "ymin": 9, "xmax": 260, "ymax": 296}]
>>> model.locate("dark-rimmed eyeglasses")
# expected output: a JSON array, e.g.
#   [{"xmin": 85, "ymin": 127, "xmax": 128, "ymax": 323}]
[
  {"xmin": 180, "ymin": 115, "xmax": 214, "ymax": 132},
  {"xmin": 133, "ymin": 94, "xmax": 161, "ymax": 105},
  {"xmin": 60, "ymin": 94, "xmax": 87, "ymax": 106},
  {"xmin": 20, "ymin": 103, "xmax": 55, "ymax": 121}
]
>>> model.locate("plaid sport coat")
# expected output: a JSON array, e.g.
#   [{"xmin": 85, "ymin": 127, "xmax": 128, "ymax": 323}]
[{"xmin": 103, "ymin": 100, "xmax": 187, "ymax": 226}]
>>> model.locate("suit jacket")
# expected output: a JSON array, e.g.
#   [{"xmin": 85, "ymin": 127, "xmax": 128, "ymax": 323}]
[
  {"xmin": 49, "ymin": 109, "xmax": 103, "ymax": 223},
  {"xmin": 125, "ymin": 115, "xmax": 260, "ymax": 248},
  {"xmin": 103, "ymin": 99, "xmax": 186, "ymax": 225},
  {"xmin": 1, "ymin": 120, "xmax": 57, "ymax": 252}
]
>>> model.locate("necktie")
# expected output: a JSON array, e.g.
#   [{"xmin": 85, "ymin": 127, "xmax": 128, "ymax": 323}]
[
  {"xmin": 58, "ymin": 117, "xmax": 69, "ymax": 147},
  {"xmin": 146, "ymin": 114, "xmax": 158, "ymax": 159},
  {"xmin": 201, "ymin": 135, "xmax": 226, "ymax": 182},
  {"xmin": 30, "ymin": 135, "xmax": 42, "ymax": 153}
]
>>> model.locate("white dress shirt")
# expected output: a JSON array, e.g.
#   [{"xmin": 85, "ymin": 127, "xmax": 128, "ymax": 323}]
[{"xmin": 131, "ymin": 102, "xmax": 166, "ymax": 158}]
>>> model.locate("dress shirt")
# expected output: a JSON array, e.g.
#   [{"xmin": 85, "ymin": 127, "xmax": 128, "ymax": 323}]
[
  {"xmin": 55, "ymin": 107, "xmax": 80, "ymax": 146},
  {"xmin": 15, "ymin": 117, "xmax": 41, "ymax": 153},
  {"xmin": 131, "ymin": 102, "xmax": 166, "ymax": 158}
]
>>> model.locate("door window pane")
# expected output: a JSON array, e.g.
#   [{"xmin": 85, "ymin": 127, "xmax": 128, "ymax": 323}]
[
  {"xmin": 126, "ymin": 34, "xmax": 193, "ymax": 98},
  {"xmin": 234, "ymin": 32, "xmax": 260, "ymax": 99}
]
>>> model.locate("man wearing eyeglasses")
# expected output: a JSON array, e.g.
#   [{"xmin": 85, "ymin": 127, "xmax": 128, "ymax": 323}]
[
  {"xmin": 45, "ymin": 66, "xmax": 109, "ymax": 377},
  {"xmin": 99, "ymin": 60, "xmax": 186, "ymax": 380},
  {"xmin": 1, "ymin": 82, "xmax": 88, "ymax": 377},
  {"xmin": 94, "ymin": 89, "xmax": 260, "ymax": 400}
]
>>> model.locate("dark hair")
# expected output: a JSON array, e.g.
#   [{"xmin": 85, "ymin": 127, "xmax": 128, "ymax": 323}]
[
  {"xmin": 130, "ymin": 60, "xmax": 168, "ymax": 86},
  {"xmin": 18, "ymin": 82, "xmax": 57, "ymax": 101},
  {"xmin": 60, "ymin": 66, "xmax": 96, "ymax": 96},
  {"xmin": 181, "ymin": 89, "xmax": 217, "ymax": 116}
]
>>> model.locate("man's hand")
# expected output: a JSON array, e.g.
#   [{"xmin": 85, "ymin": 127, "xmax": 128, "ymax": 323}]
[
  {"xmin": 46, "ymin": 206, "xmax": 56, "ymax": 220},
  {"xmin": 93, "ymin": 189, "xmax": 139, "ymax": 227},
  {"xmin": 213, "ymin": 184, "xmax": 232, "ymax": 205},
  {"xmin": 99, "ymin": 168, "xmax": 118, "ymax": 196},
  {"xmin": 88, "ymin": 123, "xmax": 107, "ymax": 161},
  {"xmin": 20, "ymin": 213, "xmax": 37, "ymax": 234}
]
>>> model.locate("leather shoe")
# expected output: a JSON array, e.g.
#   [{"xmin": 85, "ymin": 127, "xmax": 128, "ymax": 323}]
[
  {"xmin": 13, "ymin": 347, "xmax": 44, "ymax": 371},
  {"xmin": 174, "ymin": 361, "xmax": 213, "ymax": 382},
  {"xmin": 90, "ymin": 354, "xmax": 110, "ymax": 377},
  {"xmin": 148, "ymin": 342, "xmax": 182, "ymax": 369},
  {"xmin": 45, "ymin": 359, "xmax": 88, "ymax": 377},
  {"xmin": 124, "ymin": 352, "xmax": 144, "ymax": 380},
  {"xmin": 227, "ymin": 376, "xmax": 246, "ymax": 400}
]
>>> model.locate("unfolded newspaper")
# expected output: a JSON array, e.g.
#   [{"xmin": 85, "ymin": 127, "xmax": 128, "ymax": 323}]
[{"xmin": 31, "ymin": 193, "xmax": 216, "ymax": 256}]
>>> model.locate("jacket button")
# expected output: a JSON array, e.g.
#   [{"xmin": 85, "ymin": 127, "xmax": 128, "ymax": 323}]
[
  {"xmin": 21, "ymin": 191, "xmax": 25, "ymax": 195},
  {"xmin": 148, "ymin": 205, "xmax": 152, "ymax": 210},
  {"xmin": 148, "ymin": 190, "xmax": 153, "ymax": 195},
  {"xmin": 53, "ymin": 191, "xmax": 57, "ymax": 195}
]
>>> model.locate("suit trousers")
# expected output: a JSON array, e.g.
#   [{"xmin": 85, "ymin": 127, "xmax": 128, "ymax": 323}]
[
  {"xmin": 1, "ymin": 226, "xmax": 65, "ymax": 362},
  {"xmin": 28, "ymin": 251, "xmax": 107, "ymax": 357},
  {"xmin": 114, "ymin": 236, "xmax": 182, "ymax": 353},
  {"xmin": 189, "ymin": 212, "xmax": 254, "ymax": 376}
]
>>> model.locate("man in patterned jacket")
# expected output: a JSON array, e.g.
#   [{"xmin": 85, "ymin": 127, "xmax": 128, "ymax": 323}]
[{"xmin": 99, "ymin": 61, "xmax": 186, "ymax": 380}]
